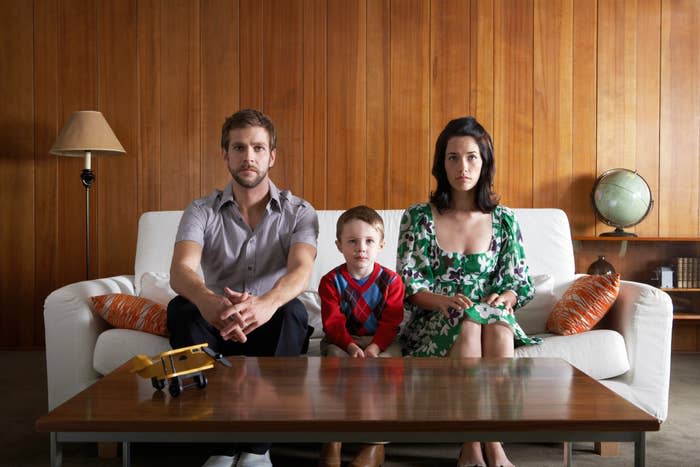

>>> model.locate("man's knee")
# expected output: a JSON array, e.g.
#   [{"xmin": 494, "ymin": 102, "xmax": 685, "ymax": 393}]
[
  {"xmin": 274, "ymin": 298, "xmax": 310, "ymax": 356},
  {"xmin": 167, "ymin": 295, "xmax": 206, "ymax": 348},
  {"xmin": 279, "ymin": 298, "xmax": 309, "ymax": 336},
  {"xmin": 167, "ymin": 296, "xmax": 196, "ymax": 327}
]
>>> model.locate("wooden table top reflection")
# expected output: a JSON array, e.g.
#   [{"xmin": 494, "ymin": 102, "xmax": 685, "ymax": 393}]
[{"xmin": 36, "ymin": 357, "xmax": 658, "ymax": 434}]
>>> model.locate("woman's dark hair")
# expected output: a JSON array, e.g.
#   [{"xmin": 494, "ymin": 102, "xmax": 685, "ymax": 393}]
[{"xmin": 429, "ymin": 116, "xmax": 498, "ymax": 213}]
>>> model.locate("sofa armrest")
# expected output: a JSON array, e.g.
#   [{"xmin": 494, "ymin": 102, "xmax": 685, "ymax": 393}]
[
  {"xmin": 597, "ymin": 280, "xmax": 673, "ymax": 420},
  {"xmin": 43, "ymin": 275, "xmax": 135, "ymax": 410}
]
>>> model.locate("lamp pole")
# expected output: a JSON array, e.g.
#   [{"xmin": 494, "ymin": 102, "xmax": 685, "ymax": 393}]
[{"xmin": 80, "ymin": 151, "xmax": 95, "ymax": 279}]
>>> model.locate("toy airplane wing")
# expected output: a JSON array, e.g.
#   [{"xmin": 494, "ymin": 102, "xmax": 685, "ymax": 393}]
[{"xmin": 202, "ymin": 346, "xmax": 232, "ymax": 367}]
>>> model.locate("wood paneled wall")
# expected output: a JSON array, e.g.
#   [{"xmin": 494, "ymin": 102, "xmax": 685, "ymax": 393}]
[{"xmin": 1, "ymin": 0, "xmax": 699, "ymax": 348}]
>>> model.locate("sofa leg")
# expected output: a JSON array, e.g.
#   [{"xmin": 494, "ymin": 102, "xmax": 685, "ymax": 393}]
[
  {"xmin": 594, "ymin": 442, "xmax": 619, "ymax": 457},
  {"xmin": 98, "ymin": 442, "xmax": 117, "ymax": 458}
]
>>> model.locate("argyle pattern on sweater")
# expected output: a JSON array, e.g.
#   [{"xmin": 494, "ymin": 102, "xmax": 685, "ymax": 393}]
[{"xmin": 333, "ymin": 268, "xmax": 394, "ymax": 335}]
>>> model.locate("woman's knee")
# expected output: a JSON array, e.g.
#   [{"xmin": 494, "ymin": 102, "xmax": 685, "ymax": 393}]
[
  {"xmin": 460, "ymin": 319, "xmax": 481, "ymax": 339},
  {"xmin": 449, "ymin": 320, "xmax": 482, "ymax": 357},
  {"xmin": 483, "ymin": 323, "xmax": 514, "ymax": 356}
]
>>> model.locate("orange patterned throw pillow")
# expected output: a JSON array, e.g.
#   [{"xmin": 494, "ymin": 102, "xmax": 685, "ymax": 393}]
[
  {"xmin": 91, "ymin": 294, "xmax": 168, "ymax": 336},
  {"xmin": 546, "ymin": 274, "xmax": 621, "ymax": 335}
]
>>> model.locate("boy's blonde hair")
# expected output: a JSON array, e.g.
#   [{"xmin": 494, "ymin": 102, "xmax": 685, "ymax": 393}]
[{"xmin": 336, "ymin": 205, "xmax": 385, "ymax": 241}]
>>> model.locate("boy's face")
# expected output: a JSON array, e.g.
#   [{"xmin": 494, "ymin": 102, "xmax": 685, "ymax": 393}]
[{"xmin": 336, "ymin": 219, "xmax": 385, "ymax": 278}]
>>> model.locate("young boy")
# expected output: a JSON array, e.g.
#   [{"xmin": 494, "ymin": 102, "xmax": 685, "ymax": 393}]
[
  {"xmin": 319, "ymin": 205, "xmax": 404, "ymax": 358},
  {"xmin": 318, "ymin": 206, "xmax": 404, "ymax": 467}
]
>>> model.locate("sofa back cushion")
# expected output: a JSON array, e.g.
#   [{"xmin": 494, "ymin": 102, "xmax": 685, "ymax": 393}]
[
  {"xmin": 134, "ymin": 207, "xmax": 575, "ymax": 295},
  {"xmin": 135, "ymin": 211, "xmax": 183, "ymax": 295}
]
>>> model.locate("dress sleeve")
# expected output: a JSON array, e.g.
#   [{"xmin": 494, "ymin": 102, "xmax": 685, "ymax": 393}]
[
  {"xmin": 371, "ymin": 273, "xmax": 405, "ymax": 352},
  {"xmin": 490, "ymin": 207, "xmax": 534, "ymax": 309},
  {"xmin": 396, "ymin": 205, "xmax": 436, "ymax": 297},
  {"xmin": 318, "ymin": 272, "xmax": 354, "ymax": 350}
]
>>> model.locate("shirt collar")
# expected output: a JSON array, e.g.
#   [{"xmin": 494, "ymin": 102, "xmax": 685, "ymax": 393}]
[{"xmin": 215, "ymin": 179, "xmax": 281, "ymax": 213}]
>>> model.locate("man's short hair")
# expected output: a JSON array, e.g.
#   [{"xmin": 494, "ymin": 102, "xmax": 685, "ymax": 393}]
[
  {"xmin": 221, "ymin": 108, "xmax": 276, "ymax": 150},
  {"xmin": 336, "ymin": 205, "xmax": 385, "ymax": 241}
]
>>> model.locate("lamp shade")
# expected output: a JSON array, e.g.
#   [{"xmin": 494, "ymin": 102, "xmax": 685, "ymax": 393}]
[{"xmin": 50, "ymin": 111, "xmax": 125, "ymax": 157}]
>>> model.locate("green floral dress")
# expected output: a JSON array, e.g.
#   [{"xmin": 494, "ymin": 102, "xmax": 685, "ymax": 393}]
[{"xmin": 398, "ymin": 203, "xmax": 541, "ymax": 357}]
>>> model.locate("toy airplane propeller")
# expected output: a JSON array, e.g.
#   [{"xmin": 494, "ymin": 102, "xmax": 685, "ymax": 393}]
[{"xmin": 130, "ymin": 343, "xmax": 231, "ymax": 397}]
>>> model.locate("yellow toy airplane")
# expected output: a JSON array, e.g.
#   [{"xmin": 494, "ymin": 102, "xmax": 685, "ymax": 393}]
[{"xmin": 129, "ymin": 343, "xmax": 231, "ymax": 397}]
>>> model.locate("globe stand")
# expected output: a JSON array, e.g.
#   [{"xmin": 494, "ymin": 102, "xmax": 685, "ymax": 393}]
[{"xmin": 600, "ymin": 227, "xmax": 637, "ymax": 237}]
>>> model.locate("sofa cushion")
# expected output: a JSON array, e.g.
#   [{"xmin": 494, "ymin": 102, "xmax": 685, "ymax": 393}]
[
  {"xmin": 93, "ymin": 328, "xmax": 171, "ymax": 375},
  {"xmin": 140, "ymin": 272, "xmax": 177, "ymax": 305},
  {"xmin": 547, "ymin": 274, "xmax": 620, "ymax": 335},
  {"xmin": 91, "ymin": 294, "xmax": 168, "ymax": 336},
  {"xmin": 514, "ymin": 274, "xmax": 557, "ymax": 335},
  {"xmin": 515, "ymin": 329, "xmax": 629, "ymax": 380},
  {"xmin": 298, "ymin": 291, "xmax": 324, "ymax": 338}
]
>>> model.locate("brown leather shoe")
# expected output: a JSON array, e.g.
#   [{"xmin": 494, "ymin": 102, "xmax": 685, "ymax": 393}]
[
  {"xmin": 319, "ymin": 442, "xmax": 342, "ymax": 467},
  {"xmin": 349, "ymin": 444, "xmax": 385, "ymax": 467}
]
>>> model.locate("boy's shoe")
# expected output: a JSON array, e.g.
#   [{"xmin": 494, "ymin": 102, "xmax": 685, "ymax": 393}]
[
  {"xmin": 235, "ymin": 450, "xmax": 273, "ymax": 467},
  {"xmin": 349, "ymin": 444, "xmax": 384, "ymax": 467},
  {"xmin": 319, "ymin": 442, "xmax": 342, "ymax": 467},
  {"xmin": 202, "ymin": 455, "xmax": 237, "ymax": 467}
]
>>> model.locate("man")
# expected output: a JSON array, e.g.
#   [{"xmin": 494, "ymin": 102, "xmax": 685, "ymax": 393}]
[{"xmin": 168, "ymin": 108, "xmax": 318, "ymax": 467}]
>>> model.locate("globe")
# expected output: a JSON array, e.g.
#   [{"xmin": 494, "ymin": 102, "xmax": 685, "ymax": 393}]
[{"xmin": 591, "ymin": 168, "xmax": 653, "ymax": 237}]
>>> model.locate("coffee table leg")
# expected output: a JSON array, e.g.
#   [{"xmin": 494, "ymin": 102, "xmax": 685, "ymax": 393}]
[
  {"xmin": 122, "ymin": 441, "xmax": 131, "ymax": 467},
  {"xmin": 562, "ymin": 442, "xmax": 573, "ymax": 467},
  {"xmin": 50, "ymin": 432, "xmax": 62, "ymax": 467},
  {"xmin": 635, "ymin": 433, "xmax": 646, "ymax": 467}
]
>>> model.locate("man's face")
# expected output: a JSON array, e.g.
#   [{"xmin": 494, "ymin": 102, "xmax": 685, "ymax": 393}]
[{"xmin": 223, "ymin": 126, "xmax": 276, "ymax": 189}]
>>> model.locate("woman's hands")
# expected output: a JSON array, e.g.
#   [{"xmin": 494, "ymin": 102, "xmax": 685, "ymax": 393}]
[
  {"xmin": 408, "ymin": 291, "xmax": 473, "ymax": 319},
  {"xmin": 482, "ymin": 290, "xmax": 517, "ymax": 311},
  {"xmin": 433, "ymin": 293, "xmax": 473, "ymax": 318},
  {"xmin": 409, "ymin": 289, "xmax": 517, "ymax": 318}
]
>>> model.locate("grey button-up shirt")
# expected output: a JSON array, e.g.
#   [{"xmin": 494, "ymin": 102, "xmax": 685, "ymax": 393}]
[{"xmin": 175, "ymin": 180, "xmax": 319, "ymax": 296}]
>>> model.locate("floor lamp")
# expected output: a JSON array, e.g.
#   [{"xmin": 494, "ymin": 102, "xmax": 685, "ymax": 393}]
[{"xmin": 50, "ymin": 111, "xmax": 125, "ymax": 279}]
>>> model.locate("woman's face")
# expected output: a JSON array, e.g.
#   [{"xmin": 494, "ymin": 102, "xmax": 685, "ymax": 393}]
[{"xmin": 444, "ymin": 136, "xmax": 483, "ymax": 193}]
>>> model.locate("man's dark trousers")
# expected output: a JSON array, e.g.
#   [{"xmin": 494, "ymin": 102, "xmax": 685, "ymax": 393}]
[{"xmin": 167, "ymin": 295, "xmax": 310, "ymax": 455}]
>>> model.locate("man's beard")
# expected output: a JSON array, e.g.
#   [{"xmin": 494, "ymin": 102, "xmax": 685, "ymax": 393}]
[{"xmin": 231, "ymin": 165, "xmax": 269, "ymax": 188}]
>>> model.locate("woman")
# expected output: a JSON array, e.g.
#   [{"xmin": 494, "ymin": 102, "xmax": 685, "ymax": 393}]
[{"xmin": 398, "ymin": 116, "xmax": 540, "ymax": 467}]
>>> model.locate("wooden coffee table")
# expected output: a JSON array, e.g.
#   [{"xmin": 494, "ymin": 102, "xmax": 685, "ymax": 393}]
[{"xmin": 36, "ymin": 357, "xmax": 658, "ymax": 467}]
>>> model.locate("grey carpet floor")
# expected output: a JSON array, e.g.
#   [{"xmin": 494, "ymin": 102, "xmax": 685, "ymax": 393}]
[{"xmin": 3, "ymin": 351, "xmax": 698, "ymax": 466}]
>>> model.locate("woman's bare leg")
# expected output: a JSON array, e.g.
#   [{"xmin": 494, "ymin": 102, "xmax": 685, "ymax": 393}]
[
  {"xmin": 449, "ymin": 319, "xmax": 482, "ymax": 358},
  {"xmin": 482, "ymin": 323, "xmax": 515, "ymax": 466},
  {"xmin": 482, "ymin": 323, "xmax": 514, "ymax": 358},
  {"xmin": 450, "ymin": 321, "xmax": 486, "ymax": 466}
]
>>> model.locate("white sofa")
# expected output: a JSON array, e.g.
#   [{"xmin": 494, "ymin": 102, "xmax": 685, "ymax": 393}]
[{"xmin": 44, "ymin": 209, "xmax": 673, "ymax": 424}]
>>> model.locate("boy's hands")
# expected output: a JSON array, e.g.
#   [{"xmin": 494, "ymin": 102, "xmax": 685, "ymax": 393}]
[
  {"xmin": 346, "ymin": 342, "xmax": 365, "ymax": 358},
  {"xmin": 364, "ymin": 342, "xmax": 381, "ymax": 358},
  {"xmin": 345, "ymin": 341, "xmax": 381, "ymax": 358}
]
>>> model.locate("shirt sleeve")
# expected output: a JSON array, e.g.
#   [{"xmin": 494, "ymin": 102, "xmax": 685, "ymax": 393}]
[
  {"xmin": 371, "ymin": 273, "xmax": 405, "ymax": 352},
  {"xmin": 291, "ymin": 203, "xmax": 319, "ymax": 249},
  {"xmin": 319, "ymin": 272, "xmax": 354, "ymax": 350},
  {"xmin": 397, "ymin": 205, "xmax": 435, "ymax": 297},
  {"xmin": 175, "ymin": 201, "xmax": 208, "ymax": 245},
  {"xmin": 490, "ymin": 207, "xmax": 534, "ymax": 309}
]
